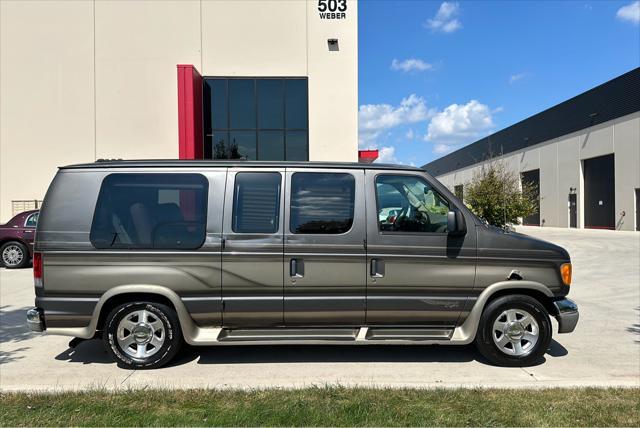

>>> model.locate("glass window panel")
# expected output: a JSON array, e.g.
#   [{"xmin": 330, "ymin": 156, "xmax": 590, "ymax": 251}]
[
  {"xmin": 25, "ymin": 212, "xmax": 39, "ymax": 228},
  {"xmin": 230, "ymin": 131, "xmax": 257, "ymax": 160},
  {"xmin": 258, "ymin": 131, "xmax": 285, "ymax": 161},
  {"xmin": 290, "ymin": 173, "xmax": 355, "ymax": 234},
  {"xmin": 211, "ymin": 132, "xmax": 230, "ymax": 159},
  {"xmin": 229, "ymin": 79, "xmax": 255, "ymax": 129},
  {"xmin": 285, "ymin": 79, "xmax": 308, "ymax": 129},
  {"xmin": 205, "ymin": 79, "xmax": 228, "ymax": 131},
  {"xmin": 233, "ymin": 172, "xmax": 281, "ymax": 234},
  {"xmin": 286, "ymin": 131, "xmax": 308, "ymax": 161},
  {"xmin": 90, "ymin": 174, "xmax": 208, "ymax": 249},
  {"xmin": 375, "ymin": 175, "xmax": 449, "ymax": 233},
  {"xmin": 257, "ymin": 79, "xmax": 284, "ymax": 129}
]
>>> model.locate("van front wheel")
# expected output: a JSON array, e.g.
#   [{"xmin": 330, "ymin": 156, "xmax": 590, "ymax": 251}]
[
  {"xmin": 103, "ymin": 301, "xmax": 182, "ymax": 369},
  {"xmin": 475, "ymin": 294, "xmax": 551, "ymax": 367}
]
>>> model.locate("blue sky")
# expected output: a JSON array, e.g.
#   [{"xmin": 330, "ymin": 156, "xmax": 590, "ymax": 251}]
[{"xmin": 358, "ymin": 0, "xmax": 640, "ymax": 166}]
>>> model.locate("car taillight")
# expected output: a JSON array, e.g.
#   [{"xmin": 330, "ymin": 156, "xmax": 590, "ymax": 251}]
[
  {"xmin": 33, "ymin": 252, "xmax": 43, "ymax": 288},
  {"xmin": 560, "ymin": 263, "xmax": 572, "ymax": 286}
]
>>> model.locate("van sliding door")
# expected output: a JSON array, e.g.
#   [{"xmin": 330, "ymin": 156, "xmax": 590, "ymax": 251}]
[
  {"xmin": 221, "ymin": 168, "xmax": 285, "ymax": 327},
  {"xmin": 283, "ymin": 168, "xmax": 366, "ymax": 325}
]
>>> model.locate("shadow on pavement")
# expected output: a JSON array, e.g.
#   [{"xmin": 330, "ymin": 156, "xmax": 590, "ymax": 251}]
[
  {"xmin": 0, "ymin": 305, "xmax": 35, "ymax": 343},
  {"xmin": 55, "ymin": 339, "xmax": 113, "ymax": 365},
  {"xmin": 50, "ymin": 339, "xmax": 570, "ymax": 368},
  {"xmin": 547, "ymin": 339, "xmax": 568, "ymax": 357}
]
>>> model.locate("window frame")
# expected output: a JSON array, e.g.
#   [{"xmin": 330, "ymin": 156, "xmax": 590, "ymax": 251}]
[
  {"xmin": 89, "ymin": 173, "xmax": 209, "ymax": 250},
  {"xmin": 24, "ymin": 212, "xmax": 39, "ymax": 228},
  {"xmin": 231, "ymin": 171, "xmax": 283, "ymax": 235},
  {"xmin": 289, "ymin": 171, "xmax": 356, "ymax": 235},
  {"xmin": 374, "ymin": 173, "xmax": 452, "ymax": 236},
  {"xmin": 202, "ymin": 77, "xmax": 309, "ymax": 161}
]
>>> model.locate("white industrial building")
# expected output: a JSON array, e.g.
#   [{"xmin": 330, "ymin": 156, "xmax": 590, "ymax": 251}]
[{"xmin": 424, "ymin": 68, "xmax": 640, "ymax": 231}]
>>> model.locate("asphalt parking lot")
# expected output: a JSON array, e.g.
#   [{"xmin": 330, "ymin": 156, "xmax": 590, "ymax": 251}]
[{"xmin": 1, "ymin": 227, "xmax": 639, "ymax": 391}]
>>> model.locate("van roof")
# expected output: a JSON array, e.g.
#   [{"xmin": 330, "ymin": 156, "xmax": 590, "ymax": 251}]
[{"xmin": 61, "ymin": 159, "xmax": 425, "ymax": 172}]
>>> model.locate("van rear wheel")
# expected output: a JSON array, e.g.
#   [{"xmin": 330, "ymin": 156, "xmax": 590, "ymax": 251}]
[
  {"xmin": 475, "ymin": 294, "xmax": 551, "ymax": 367},
  {"xmin": 103, "ymin": 301, "xmax": 182, "ymax": 369}
]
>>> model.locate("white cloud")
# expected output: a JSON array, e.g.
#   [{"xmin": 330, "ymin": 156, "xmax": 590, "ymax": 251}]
[
  {"xmin": 375, "ymin": 146, "xmax": 399, "ymax": 164},
  {"xmin": 424, "ymin": 2, "xmax": 462, "ymax": 33},
  {"xmin": 405, "ymin": 128, "xmax": 415, "ymax": 139},
  {"xmin": 359, "ymin": 94, "xmax": 435, "ymax": 146},
  {"xmin": 391, "ymin": 58, "xmax": 433, "ymax": 73},
  {"xmin": 617, "ymin": 1, "xmax": 640, "ymax": 24},
  {"xmin": 425, "ymin": 100, "xmax": 495, "ymax": 154},
  {"xmin": 509, "ymin": 72, "xmax": 529, "ymax": 84}
]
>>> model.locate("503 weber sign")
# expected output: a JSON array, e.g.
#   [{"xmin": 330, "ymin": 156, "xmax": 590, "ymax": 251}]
[{"xmin": 318, "ymin": 0, "xmax": 347, "ymax": 19}]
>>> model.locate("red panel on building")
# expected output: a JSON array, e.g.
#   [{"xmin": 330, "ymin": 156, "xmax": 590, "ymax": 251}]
[
  {"xmin": 177, "ymin": 65, "xmax": 203, "ymax": 160},
  {"xmin": 358, "ymin": 149, "xmax": 379, "ymax": 164}
]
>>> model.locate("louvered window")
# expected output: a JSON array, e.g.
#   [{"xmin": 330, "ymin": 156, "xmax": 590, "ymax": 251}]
[
  {"xmin": 232, "ymin": 172, "xmax": 281, "ymax": 234},
  {"xmin": 290, "ymin": 173, "xmax": 355, "ymax": 234}
]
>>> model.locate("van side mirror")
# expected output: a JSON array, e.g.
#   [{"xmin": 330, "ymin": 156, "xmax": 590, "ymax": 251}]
[{"xmin": 447, "ymin": 210, "xmax": 467, "ymax": 236}]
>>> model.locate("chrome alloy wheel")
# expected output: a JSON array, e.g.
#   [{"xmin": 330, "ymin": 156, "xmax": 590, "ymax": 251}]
[
  {"xmin": 116, "ymin": 309, "xmax": 165, "ymax": 359},
  {"xmin": 492, "ymin": 308, "xmax": 539, "ymax": 356},
  {"xmin": 2, "ymin": 244, "xmax": 24, "ymax": 267}
]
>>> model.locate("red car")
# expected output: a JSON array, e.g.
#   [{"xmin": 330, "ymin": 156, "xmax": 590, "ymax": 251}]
[{"xmin": 0, "ymin": 210, "xmax": 38, "ymax": 269}]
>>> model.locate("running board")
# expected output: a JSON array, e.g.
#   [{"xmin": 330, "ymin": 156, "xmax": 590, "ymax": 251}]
[
  {"xmin": 189, "ymin": 326, "xmax": 454, "ymax": 345},
  {"xmin": 218, "ymin": 328, "xmax": 359, "ymax": 342},
  {"xmin": 366, "ymin": 328, "xmax": 452, "ymax": 341}
]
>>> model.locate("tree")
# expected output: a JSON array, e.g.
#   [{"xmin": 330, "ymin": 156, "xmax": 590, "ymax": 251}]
[{"xmin": 463, "ymin": 161, "xmax": 539, "ymax": 228}]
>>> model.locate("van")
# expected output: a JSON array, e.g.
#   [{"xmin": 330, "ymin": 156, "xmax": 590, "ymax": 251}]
[{"xmin": 27, "ymin": 160, "xmax": 578, "ymax": 369}]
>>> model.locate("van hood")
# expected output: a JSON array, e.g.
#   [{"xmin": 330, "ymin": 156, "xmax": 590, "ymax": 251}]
[{"xmin": 476, "ymin": 224, "xmax": 570, "ymax": 262}]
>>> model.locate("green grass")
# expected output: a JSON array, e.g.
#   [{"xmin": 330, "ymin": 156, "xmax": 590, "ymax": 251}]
[{"xmin": 1, "ymin": 387, "xmax": 638, "ymax": 427}]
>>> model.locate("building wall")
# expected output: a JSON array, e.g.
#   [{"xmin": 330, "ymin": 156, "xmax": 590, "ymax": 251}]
[
  {"xmin": 436, "ymin": 111, "xmax": 640, "ymax": 231},
  {"xmin": 0, "ymin": 0, "xmax": 358, "ymax": 222}
]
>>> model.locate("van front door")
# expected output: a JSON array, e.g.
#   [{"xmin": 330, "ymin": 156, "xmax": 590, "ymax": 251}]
[
  {"xmin": 283, "ymin": 169, "xmax": 366, "ymax": 325},
  {"xmin": 221, "ymin": 169, "xmax": 285, "ymax": 327},
  {"xmin": 364, "ymin": 171, "xmax": 476, "ymax": 326}
]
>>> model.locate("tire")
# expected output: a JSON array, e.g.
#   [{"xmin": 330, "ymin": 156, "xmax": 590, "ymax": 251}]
[
  {"xmin": 103, "ymin": 301, "xmax": 183, "ymax": 369},
  {"xmin": 1, "ymin": 241, "xmax": 30, "ymax": 269},
  {"xmin": 475, "ymin": 294, "xmax": 551, "ymax": 367}
]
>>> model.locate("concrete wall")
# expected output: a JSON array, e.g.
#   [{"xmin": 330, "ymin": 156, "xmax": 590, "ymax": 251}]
[
  {"xmin": 437, "ymin": 111, "xmax": 640, "ymax": 231},
  {"xmin": 0, "ymin": 0, "xmax": 358, "ymax": 222}
]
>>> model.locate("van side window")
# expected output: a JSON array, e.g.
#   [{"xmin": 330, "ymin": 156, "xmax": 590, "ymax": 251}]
[
  {"xmin": 376, "ymin": 175, "xmax": 449, "ymax": 233},
  {"xmin": 90, "ymin": 174, "xmax": 208, "ymax": 249},
  {"xmin": 290, "ymin": 172, "xmax": 355, "ymax": 234},
  {"xmin": 233, "ymin": 172, "xmax": 281, "ymax": 233}
]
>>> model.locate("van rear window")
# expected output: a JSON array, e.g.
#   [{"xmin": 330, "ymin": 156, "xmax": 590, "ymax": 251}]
[{"xmin": 90, "ymin": 174, "xmax": 208, "ymax": 249}]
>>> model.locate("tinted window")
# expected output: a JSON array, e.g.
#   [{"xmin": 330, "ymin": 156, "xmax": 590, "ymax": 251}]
[
  {"xmin": 285, "ymin": 131, "xmax": 308, "ymax": 161},
  {"xmin": 285, "ymin": 79, "xmax": 308, "ymax": 129},
  {"xmin": 258, "ymin": 131, "xmax": 285, "ymax": 161},
  {"xmin": 204, "ymin": 79, "xmax": 228, "ymax": 132},
  {"xmin": 233, "ymin": 173, "xmax": 281, "ymax": 234},
  {"xmin": 90, "ymin": 174, "xmax": 208, "ymax": 249},
  {"xmin": 25, "ymin": 212, "xmax": 38, "ymax": 228},
  {"xmin": 290, "ymin": 173, "xmax": 355, "ymax": 234},
  {"xmin": 257, "ymin": 79, "xmax": 284, "ymax": 129},
  {"xmin": 204, "ymin": 77, "xmax": 308, "ymax": 161},
  {"xmin": 376, "ymin": 175, "xmax": 449, "ymax": 233},
  {"xmin": 229, "ymin": 79, "xmax": 255, "ymax": 129}
]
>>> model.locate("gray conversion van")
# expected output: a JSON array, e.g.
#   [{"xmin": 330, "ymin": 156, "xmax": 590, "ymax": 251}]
[{"xmin": 27, "ymin": 160, "xmax": 578, "ymax": 369}]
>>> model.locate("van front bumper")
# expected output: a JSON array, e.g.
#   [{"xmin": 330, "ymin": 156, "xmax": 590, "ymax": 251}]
[
  {"xmin": 26, "ymin": 307, "xmax": 45, "ymax": 332},
  {"xmin": 553, "ymin": 298, "xmax": 579, "ymax": 333}
]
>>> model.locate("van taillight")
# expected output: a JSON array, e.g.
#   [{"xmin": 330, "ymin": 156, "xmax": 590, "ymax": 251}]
[{"xmin": 33, "ymin": 252, "xmax": 43, "ymax": 287}]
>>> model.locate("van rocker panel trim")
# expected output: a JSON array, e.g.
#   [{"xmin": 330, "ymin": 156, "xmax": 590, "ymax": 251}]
[{"xmin": 40, "ymin": 280, "xmax": 561, "ymax": 345}]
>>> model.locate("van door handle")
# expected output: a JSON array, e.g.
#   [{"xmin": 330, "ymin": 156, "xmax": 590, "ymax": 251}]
[
  {"xmin": 290, "ymin": 258, "xmax": 304, "ymax": 278},
  {"xmin": 370, "ymin": 259, "xmax": 384, "ymax": 278}
]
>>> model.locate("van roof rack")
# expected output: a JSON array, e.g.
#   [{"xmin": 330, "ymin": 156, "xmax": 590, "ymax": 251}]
[{"xmin": 62, "ymin": 159, "xmax": 424, "ymax": 172}]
